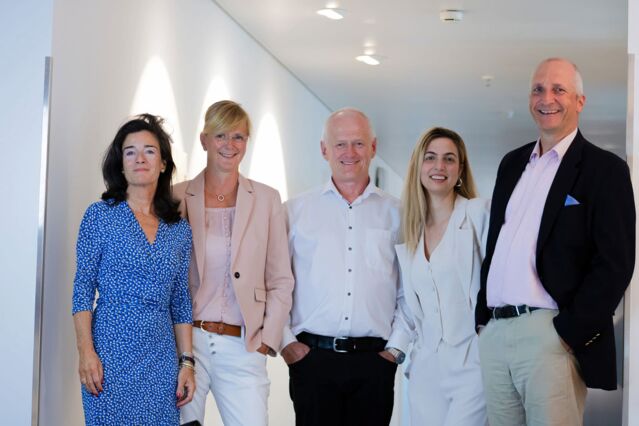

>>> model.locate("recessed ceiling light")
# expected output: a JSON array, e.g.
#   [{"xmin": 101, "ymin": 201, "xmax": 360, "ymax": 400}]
[
  {"xmin": 317, "ymin": 8, "xmax": 345, "ymax": 20},
  {"xmin": 439, "ymin": 9, "xmax": 464, "ymax": 23},
  {"xmin": 355, "ymin": 55, "xmax": 382, "ymax": 66}
]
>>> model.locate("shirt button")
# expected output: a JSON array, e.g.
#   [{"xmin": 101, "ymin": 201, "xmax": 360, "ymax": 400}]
[
  {"xmin": 234, "ymin": 272, "xmax": 240, "ymax": 278},
  {"xmin": 345, "ymin": 317, "xmax": 349, "ymax": 320},
  {"xmin": 347, "ymin": 292, "xmax": 351, "ymax": 296},
  {"xmin": 349, "ymin": 206, "xmax": 352, "ymax": 209},
  {"xmin": 348, "ymin": 226, "xmax": 352, "ymax": 230},
  {"xmin": 348, "ymin": 268, "xmax": 352, "ymax": 272},
  {"xmin": 348, "ymin": 247, "xmax": 352, "ymax": 251}
]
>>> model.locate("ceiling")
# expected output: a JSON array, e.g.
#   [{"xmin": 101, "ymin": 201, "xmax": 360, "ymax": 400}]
[{"xmin": 213, "ymin": 0, "xmax": 628, "ymax": 193}]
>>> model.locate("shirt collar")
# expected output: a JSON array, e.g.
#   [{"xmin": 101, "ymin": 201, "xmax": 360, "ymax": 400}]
[
  {"xmin": 530, "ymin": 127, "xmax": 578, "ymax": 162},
  {"xmin": 321, "ymin": 177, "xmax": 382, "ymax": 204}
]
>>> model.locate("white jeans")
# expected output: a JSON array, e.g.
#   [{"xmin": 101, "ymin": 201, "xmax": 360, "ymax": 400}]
[{"xmin": 180, "ymin": 328, "xmax": 270, "ymax": 426}]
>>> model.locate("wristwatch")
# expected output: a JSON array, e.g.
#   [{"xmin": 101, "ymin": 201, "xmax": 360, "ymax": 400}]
[{"xmin": 386, "ymin": 347, "xmax": 406, "ymax": 364}]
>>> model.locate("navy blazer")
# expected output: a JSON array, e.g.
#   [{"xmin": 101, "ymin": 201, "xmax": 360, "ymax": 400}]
[{"xmin": 475, "ymin": 130, "xmax": 635, "ymax": 390}]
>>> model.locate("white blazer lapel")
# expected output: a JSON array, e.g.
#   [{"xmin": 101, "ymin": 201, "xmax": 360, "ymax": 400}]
[{"xmin": 453, "ymin": 196, "xmax": 473, "ymax": 307}]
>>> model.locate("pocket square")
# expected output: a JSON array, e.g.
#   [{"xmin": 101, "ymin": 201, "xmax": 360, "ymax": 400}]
[{"xmin": 564, "ymin": 194, "xmax": 580, "ymax": 206}]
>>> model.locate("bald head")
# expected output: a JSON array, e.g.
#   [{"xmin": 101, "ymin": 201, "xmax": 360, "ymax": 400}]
[
  {"xmin": 322, "ymin": 108, "xmax": 375, "ymax": 142},
  {"xmin": 320, "ymin": 107, "xmax": 377, "ymax": 189},
  {"xmin": 529, "ymin": 57, "xmax": 586, "ymax": 148},
  {"xmin": 532, "ymin": 58, "xmax": 584, "ymax": 96}
]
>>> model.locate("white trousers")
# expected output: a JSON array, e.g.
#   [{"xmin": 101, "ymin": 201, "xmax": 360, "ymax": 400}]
[
  {"xmin": 180, "ymin": 328, "xmax": 270, "ymax": 426},
  {"xmin": 407, "ymin": 336, "xmax": 487, "ymax": 426}
]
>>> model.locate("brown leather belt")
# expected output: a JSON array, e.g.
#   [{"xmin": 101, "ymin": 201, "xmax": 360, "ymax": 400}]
[{"xmin": 193, "ymin": 320, "xmax": 242, "ymax": 337}]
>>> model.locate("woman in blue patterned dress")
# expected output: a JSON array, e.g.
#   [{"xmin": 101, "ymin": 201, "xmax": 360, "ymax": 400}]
[{"xmin": 72, "ymin": 114, "xmax": 196, "ymax": 425}]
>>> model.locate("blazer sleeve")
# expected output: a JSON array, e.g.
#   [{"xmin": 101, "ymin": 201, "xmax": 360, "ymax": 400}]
[
  {"xmin": 261, "ymin": 191, "xmax": 295, "ymax": 351},
  {"xmin": 553, "ymin": 159, "xmax": 636, "ymax": 349}
]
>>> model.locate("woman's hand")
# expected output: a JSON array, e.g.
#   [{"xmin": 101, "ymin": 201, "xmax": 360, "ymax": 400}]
[
  {"xmin": 256, "ymin": 343, "xmax": 271, "ymax": 356},
  {"xmin": 176, "ymin": 366, "xmax": 195, "ymax": 407},
  {"xmin": 78, "ymin": 347, "xmax": 104, "ymax": 396}
]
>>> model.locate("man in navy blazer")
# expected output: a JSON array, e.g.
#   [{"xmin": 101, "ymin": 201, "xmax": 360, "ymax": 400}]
[{"xmin": 475, "ymin": 57, "xmax": 635, "ymax": 425}]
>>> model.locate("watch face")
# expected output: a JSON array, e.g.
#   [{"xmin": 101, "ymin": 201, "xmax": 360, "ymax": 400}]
[{"xmin": 388, "ymin": 348, "xmax": 405, "ymax": 364}]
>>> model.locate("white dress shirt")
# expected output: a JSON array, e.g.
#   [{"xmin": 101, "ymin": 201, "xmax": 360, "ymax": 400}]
[{"xmin": 281, "ymin": 179, "xmax": 412, "ymax": 352}]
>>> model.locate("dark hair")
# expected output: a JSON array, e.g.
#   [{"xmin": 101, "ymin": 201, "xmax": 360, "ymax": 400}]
[{"xmin": 101, "ymin": 114, "xmax": 181, "ymax": 224}]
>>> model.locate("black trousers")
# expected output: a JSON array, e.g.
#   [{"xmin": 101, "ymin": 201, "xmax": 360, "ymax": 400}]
[{"xmin": 288, "ymin": 348, "xmax": 398, "ymax": 426}]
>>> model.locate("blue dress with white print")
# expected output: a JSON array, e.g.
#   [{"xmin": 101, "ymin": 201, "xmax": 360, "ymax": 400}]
[{"xmin": 72, "ymin": 200, "xmax": 192, "ymax": 426}]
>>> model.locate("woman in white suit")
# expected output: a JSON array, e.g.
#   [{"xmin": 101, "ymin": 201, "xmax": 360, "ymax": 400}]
[{"xmin": 395, "ymin": 127, "xmax": 489, "ymax": 425}]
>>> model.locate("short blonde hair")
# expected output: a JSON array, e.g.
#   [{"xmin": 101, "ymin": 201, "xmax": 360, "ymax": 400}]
[
  {"xmin": 202, "ymin": 100, "xmax": 251, "ymax": 136},
  {"xmin": 401, "ymin": 127, "xmax": 478, "ymax": 253}
]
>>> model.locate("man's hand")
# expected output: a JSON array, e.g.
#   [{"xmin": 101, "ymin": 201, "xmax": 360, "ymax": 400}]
[
  {"xmin": 378, "ymin": 350, "xmax": 396, "ymax": 363},
  {"xmin": 281, "ymin": 342, "xmax": 310, "ymax": 365}
]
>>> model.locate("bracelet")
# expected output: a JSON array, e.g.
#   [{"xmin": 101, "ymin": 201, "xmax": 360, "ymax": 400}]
[
  {"xmin": 180, "ymin": 361, "xmax": 195, "ymax": 371},
  {"xmin": 180, "ymin": 351, "xmax": 194, "ymax": 358},
  {"xmin": 179, "ymin": 354, "xmax": 195, "ymax": 366}
]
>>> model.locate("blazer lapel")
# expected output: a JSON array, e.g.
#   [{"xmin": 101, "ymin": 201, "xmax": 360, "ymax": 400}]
[
  {"xmin": 185, "ymin": 170, "xmax": 207, "ymax": 284},
  {"xmin": 536, "ymin": 131, "xmax": 584, "ymax": 257},
  {"xmin": 487, "ymin": 145, "xmax": 533, "ymax": 255},
  {"xmin": 231, "ymin": 175, "xmax": 255, "ymax": 269},
  {"xmin": 453, "ymin": 197, "xmax": 473, "ymax": 306}
]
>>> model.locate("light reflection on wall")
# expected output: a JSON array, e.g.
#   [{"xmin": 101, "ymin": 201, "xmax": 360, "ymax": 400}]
[
  {"xmin": 247, "ymin": 113, "xmax": 289, "ymax": 201},
  {"xmin": 130, "ymin": 56, "xmax": 187, "ymax": 181},
  {"xmin": 188, "ymin": 77, "xmax": 231, "ymax": 179}
]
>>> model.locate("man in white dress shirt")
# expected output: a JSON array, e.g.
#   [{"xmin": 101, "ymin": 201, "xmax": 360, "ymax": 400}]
[{"xmin": 280, "ymin": 108, "xmax": 411, "ymax": 426}]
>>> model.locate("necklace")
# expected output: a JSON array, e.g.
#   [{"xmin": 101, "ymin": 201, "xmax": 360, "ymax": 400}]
[{"xmin": 205, "ymin": 185, "xmax": 237, "ymax": 203}]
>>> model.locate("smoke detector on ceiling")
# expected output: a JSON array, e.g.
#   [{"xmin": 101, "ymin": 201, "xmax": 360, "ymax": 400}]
[{"xmin": 439, "ymin": 9, "xmax": 464, "ymax": 23}]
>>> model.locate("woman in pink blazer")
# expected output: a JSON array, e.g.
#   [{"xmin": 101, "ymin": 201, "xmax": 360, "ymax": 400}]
[{"xmin": 175, "ymin": 100, "xmax": 294, "ymax": 426}]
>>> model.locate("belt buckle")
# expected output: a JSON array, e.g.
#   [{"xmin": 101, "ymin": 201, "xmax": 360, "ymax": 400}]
[
  {"xmin": 333, "ymin": 336, "xmax": 349, "ymax": 353},
  {"xmin": 199, "ymin": 321, "xmax": 207, "ymax": 332}
]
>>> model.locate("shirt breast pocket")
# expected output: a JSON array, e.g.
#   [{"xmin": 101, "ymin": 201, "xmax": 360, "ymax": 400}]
[{"xmin": 365, "ymin": 229, "xmax": 394, "ymax": 274}]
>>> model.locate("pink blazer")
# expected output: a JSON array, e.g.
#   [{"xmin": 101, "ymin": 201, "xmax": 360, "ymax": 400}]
[{"xmin": 173, "ymin": 171, "xmax": 294, "ymax": 353}]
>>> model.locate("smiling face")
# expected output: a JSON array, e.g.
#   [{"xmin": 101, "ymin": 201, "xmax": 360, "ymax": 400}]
[
  {"xmin": 529, "ymin": 59, "xmax": 585, "ymax": 146},
  {"xmin": 201, "ymin": 121, "xmax": 248, "ymax": 173},
  {"xmin": 321, "ymin": 111, "xmax": 376, "ymax": 187},
  {"xmin": 420, "ymin": 137, "xmax": 461, "ymax": 198},
  {"xmin": 122, "ymin": 130, "xmax": 165, "ymax": 188}
]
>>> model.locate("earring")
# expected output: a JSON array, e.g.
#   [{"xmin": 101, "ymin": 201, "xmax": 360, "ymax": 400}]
[{"xmin": 456, "ymin": 177, "xmax": 463, "ymax": 188}]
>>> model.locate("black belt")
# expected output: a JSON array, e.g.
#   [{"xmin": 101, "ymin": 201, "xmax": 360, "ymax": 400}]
[
  {"xmin": 297, "ymin": 332, "xmax": 387, "ymax": 353},
  {"xmin": 491, "ymin": 304, "xmax": 541, "ymax": 320}
]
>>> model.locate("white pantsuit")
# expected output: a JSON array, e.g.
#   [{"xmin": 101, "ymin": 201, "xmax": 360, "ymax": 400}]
[{"xmin": 396, "ymin": 196, "xmax": 490, "ymax": 426}]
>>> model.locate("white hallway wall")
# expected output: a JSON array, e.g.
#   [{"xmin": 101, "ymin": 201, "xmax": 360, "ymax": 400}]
[
  {"xmin": 40, "ymin": 0, "xmax": 337, "ymax": 424},
  {"xmin": 0, "ymin": 1, "xmax": 53, "ymax": 424}
]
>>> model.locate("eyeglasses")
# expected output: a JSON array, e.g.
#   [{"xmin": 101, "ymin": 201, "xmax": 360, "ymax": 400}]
[{"xmin": 213, "ymin": 133, "xmax": 248, "ymax": 144}]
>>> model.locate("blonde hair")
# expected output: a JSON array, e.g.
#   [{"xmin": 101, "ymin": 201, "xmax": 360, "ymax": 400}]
[
  {"xmin": 401, "ymin": 127, "xmax": 478, "ymax": 253},
  {"xmin": 202, "ymin": 100, "xmax": 252, "ymax": 136}
]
